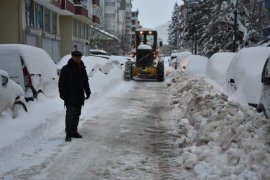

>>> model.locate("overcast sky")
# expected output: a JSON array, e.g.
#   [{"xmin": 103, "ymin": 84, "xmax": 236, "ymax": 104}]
[{"xmin": 131, "ymin": 0, "xmax": 183, "ymax": 28}]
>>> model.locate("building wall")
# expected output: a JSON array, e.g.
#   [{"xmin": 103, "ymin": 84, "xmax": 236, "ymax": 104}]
[
  {"xmin": 0, "ymin": 0, "xmax": 24, "ymax": 44},
  {"xmin": 60, "ymin": 16, "xmax": 73, "ymax": 57}
]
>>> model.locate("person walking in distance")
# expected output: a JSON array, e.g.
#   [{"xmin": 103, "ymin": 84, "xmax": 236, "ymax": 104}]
[{"xmin": 59, "ymin": 50, "xmax": 91, "ymax": 142}]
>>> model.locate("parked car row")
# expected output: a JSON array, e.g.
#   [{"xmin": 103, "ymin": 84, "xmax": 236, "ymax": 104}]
[
  {"xmin": 0, "ymin": 44, "xmax": 58, "ymax": 117},
  {"xmin": 172, "ymin": 47, "xmax": 270, "ymax": 118},
  {"xmin": 205, "ymin": 47, "xmax": 270, "ymax": 118}
]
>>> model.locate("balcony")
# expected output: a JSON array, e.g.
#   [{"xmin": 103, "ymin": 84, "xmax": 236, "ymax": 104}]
[
  {"xmin": 74, "ymin": 0, "xmax": 88, "ymax": 17},
  {"xmin": 92, "ymin": 0, "xmax": 100, "ymax": 7},
  {"xmin": 50, "ymin": 0, "xmax": 62, "ymax": 8},
  {"xmin": 92, "ymin": 15, "xmax": 100, "ymax": 25},
  {"xmin": 61, "ymin": 0, "xmax": 75, "ymax": 13}
]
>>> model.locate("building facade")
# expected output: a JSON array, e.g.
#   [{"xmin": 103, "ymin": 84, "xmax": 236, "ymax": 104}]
[
  {"xmin": 131, "ymin": 10, "xmax": 141, "ymax": 40},
  {"xmin": 0, "ymin": 0, "xmax": 105, "ymax": 62}
]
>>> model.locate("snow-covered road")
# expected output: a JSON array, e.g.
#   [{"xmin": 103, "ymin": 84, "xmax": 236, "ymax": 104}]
[
  {"xmin": 18, "ymin": 81, "xmax": 184, "ymax": 180},
  {"xmin": 1, "ymin": 66, "xmax": 270, "ymax": 180}
]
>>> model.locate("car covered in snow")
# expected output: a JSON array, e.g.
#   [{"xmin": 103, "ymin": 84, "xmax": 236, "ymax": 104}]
[
  {"xmin": 57, "ymin": 55, "xmax": 113, "ymax": 77},
  {"xmin": 179, "ymin": 55, "xmax": 209, "ymax": 77},
  {"xmin": 0, "ymin": 44, "xmax": 58, "ymax": 101},
  {"xmin": 0, "ymin": 70, "xmax": 27, "ymax": 118},
  {"xmin": 109, "ymin": 56, "xmax": 129, "ymax": 69},
  {"xmin": 258, "ymin": 56, "xmax": 270, "ymax": 118},
  {"xmin": 226, "ymin": 47, "xmax": 270, "ymax": 106},
  {"xmin": 169, "ymin": 51, "xmax": 192, "ymax": 68},
  {"xmin": 206, "ymin": 52, "xmax": 236, "ymax": 87},
  {"xmin": 89, "ymin": 49, "xmax": 107, "ymax": 55}
]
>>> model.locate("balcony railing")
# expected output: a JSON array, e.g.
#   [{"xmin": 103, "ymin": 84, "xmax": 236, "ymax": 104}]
[
  {"xmin": 92, "ymin": 15, "xmax": 100, "ymax": 24},
  {"xmin": 61, "ymin": 0, "xmax": 75, "ymax": 13}
]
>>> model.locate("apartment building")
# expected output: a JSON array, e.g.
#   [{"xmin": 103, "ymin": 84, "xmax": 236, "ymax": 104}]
[
  {"xmin": 131, "ymin": 10, "xmax": 141, "ymax": 40},
  {"xmin": 0, "ymin": 0, "xmax": 102, "ymax": 62}
]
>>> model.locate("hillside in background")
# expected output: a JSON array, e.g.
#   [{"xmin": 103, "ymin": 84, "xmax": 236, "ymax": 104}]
[{"xmin": 155, "ymin": 22, "xmax": 170, "ymax": 45}]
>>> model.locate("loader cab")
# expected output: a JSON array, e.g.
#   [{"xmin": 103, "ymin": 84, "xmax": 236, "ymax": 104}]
[{"xmin": 135, "ymin": 28, "xmax": 158, "ymax": 51}]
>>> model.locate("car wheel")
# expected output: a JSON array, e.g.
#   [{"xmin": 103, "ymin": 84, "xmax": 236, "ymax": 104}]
[{"xmin": 12, "ymin": 101, "xmax": 27, "ymax": 118}]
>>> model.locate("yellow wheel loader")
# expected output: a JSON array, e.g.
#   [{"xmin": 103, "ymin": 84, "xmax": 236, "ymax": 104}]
[{"xmin": 124, "ymin": 28, "xmax": 164, "ymax": 81}]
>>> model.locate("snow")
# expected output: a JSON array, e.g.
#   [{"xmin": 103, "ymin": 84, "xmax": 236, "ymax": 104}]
[
  {"xmin": 0, "ymin": 70, "xmax": 25, "ymax": 114},
  {"xmin": 167, "ymin": 72, "xmax": 270, "ymax": 179},
  {"xmin": 0, "ymin": 56, "xmax": 134, "ymax": 178},
  {"xmin": 226, "ymin": 47, "xmax": 270, "ymax": 104},
  {"xmin": 1, "ymin": 51, "xmax": 270, "ymax": 179},
  {"xmin": 137, "ymin": 44, "xmax": 152, "ymax": 50},
  {"xmin": 0, "ymin": 44, "xmax": 58, "ymax": 96},
  {"xmin": 57, "ymin": 55, "xmax": 113, "ymax": 76},
  {"xmin": 179, "ymin": 55, "xmax": 209, "ymax": 77},
  {"xmin": 206, "ymin": 52, "xmax": 235, "ymax": 88}
]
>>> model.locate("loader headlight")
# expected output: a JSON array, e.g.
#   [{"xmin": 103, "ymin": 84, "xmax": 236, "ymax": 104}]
[
  {"xmin": 140, "ymin": 31, "xmax": 143, "ymax": 34},
  {"xmin": 149, "ymin": 31, "xmax": 152, "ymax": 34}
]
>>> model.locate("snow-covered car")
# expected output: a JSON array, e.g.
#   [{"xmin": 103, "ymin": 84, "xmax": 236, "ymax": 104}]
[
  {"xmin": 0, "ymin": 44, "xmax": 58, "ymax": 101},
  {"xmin": 169, "ymin": 52, "xmax": 192, "ymax": 67},
  {"xmin": 57, "ymin": 55, "xmax": 113, "ymax": 77},
  {"xmin": 258, "ymin": 56, "xmax": 270, "ymax": 118},
  {"xmin": 0, "ymin": 70, "xmax": 27, "ymax": 118},
  {"xmin": 109, "ymin": 56, "xmax": 129, "ymax": 69},
  {"xmin": 89, "ymin": 49, "xmax": 107, "ymax": 55},
  {"xmin": 226, "ymin": 47, "xmax": 270, "ymax": 106},
  {"xmin": 179, "ymin": 55, "xmax": 209, "ymax": 77},
  {"xmin": 206, "ymin": 52, "xmax": 235, "ymax": 87}
]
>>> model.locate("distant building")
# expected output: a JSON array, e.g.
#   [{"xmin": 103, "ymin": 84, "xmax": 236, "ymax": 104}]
[{"xmin": 131, "ymin": 10, "xmax": 141, "ymax": 40}]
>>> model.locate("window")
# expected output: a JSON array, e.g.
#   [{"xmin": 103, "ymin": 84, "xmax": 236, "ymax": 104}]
[
  {"xmin": 52, "ymin": 12, "xmax": 57, "ymax": 33},
  {"xmin": 35, "ymin": 4, "xmax": 43, "ymax": 29},
  {"xmin": 44, "ymin": 8, "xmax": 51, "ymax": 32},
  {"xmin": 25, "ymin": 0, "xmax": 34, "ymax": 27}
]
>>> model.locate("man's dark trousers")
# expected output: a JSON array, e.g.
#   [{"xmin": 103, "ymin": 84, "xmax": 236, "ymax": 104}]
[{"xmin": 65, "ymin": 106, "xmax": 82, "ymax": 136}]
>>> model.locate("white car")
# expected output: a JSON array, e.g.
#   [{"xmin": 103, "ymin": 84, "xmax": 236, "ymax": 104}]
[
  {"xmin": 0, "ymin": 44, "xmax": 58, "ymax": 101},
  {"xmin": 0, "ymin": 70, "xmax": 27, "ymax": 118},
  {"xmin": 258, "ymin": 57, "xmax": 270, "ymax": 118},
  {"xmin": 226, "ymin": 47, "xmax": 270, "ymax": 106}
]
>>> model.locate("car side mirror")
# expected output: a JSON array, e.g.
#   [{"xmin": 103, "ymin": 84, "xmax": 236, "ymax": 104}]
[{"xmin": 1, "ymin": 75, "xmax": 8, "ymax": 86}]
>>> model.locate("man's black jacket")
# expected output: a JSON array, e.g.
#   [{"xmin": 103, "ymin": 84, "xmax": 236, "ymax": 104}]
[{"xmin": 59, "ymin": 59, "xmax": 91, "ymax": 106}]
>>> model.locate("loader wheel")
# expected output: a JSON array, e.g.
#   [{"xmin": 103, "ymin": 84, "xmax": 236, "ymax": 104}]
[
  {"xmin": 124, "ymin": 61, "xmax": 132, "ymax": 81},
  {"xmin": 157, "ymin": 61, "xmax": 164, "ymax": 82}
]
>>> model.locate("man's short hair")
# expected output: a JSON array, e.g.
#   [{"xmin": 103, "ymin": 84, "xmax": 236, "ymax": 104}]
[{"xmin": 72, "ymin": 50, "xmax": 83, "ymax": 57}]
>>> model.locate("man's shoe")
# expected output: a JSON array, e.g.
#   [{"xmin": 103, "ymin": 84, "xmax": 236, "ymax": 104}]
[
  {"xmin": 72, "ymin": 132, "xmax": 83, "ymax": 138},
  {"xmin": 65, "ymin": 136, "xmax": 72, "ymax": 142}
]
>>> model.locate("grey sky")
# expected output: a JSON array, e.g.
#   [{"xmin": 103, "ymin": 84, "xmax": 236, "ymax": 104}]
[{"xmin": 131, "ymin": 0, "xmax": 183, "ymax": 28}]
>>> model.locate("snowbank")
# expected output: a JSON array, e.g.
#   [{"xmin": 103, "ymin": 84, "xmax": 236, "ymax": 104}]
[
  {"xmin": 226, "ymin": 47, "xmax": 270, "ymax": 104},
  {"xmin": 206, "ymin": 52, "xmax": 235, "ymax": 87},
  {"xmin": 179, "ymin": 55, "xmax": 209, "ymax": 77},
  {"xmin": 167, "ymin": 72, "xmax": 270, "ymax": 179}
]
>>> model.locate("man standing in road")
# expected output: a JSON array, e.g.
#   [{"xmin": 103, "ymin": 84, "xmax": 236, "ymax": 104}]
[{"xmin": 59, "ymin": 50, "xmax": 91, "ymax": 142}]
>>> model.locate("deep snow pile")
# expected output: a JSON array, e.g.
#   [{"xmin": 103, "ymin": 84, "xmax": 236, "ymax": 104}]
[{"xmin": 167, "ymin": 71, "xmax": 270, "ymax": 179}]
